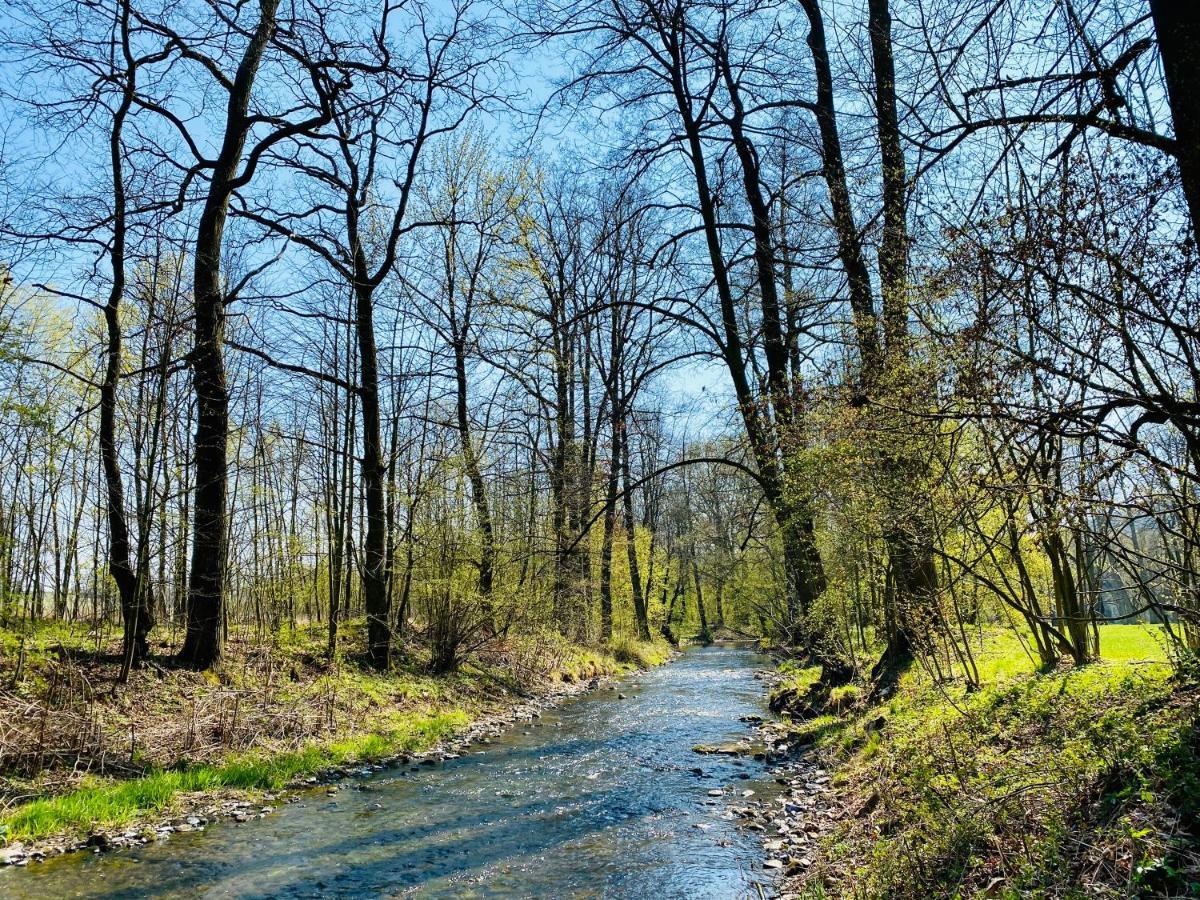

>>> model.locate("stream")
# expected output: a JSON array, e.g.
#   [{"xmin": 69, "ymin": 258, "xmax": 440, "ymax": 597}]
[{"xmin": 3, "ymin": 646, "xmax": 781, "ymax": 898}]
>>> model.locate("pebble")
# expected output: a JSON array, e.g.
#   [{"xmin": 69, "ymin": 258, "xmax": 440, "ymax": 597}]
[{"xmin": 0, "ymin": 843, "xmax": 27, "ymax": 865}]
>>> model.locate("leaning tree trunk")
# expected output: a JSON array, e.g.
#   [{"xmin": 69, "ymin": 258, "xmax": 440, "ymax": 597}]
[
  {"xmin": 179, "ymin": 0, "xmax": 280, "ymax": 669},
  {"xmin": 667, "ymin": 53, "xmax": 826, "ymax": 644}
]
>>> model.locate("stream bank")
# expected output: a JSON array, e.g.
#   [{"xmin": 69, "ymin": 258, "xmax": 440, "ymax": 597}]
[
  {"xmin": 0, "ymin": 628, "xmax": 670, "ymax": 865},
  {"xmin": 748, "ymin": 626, "xmax": 1199, "ymax": 899},
  {"xmin": 2, "ymin": 645, "xmax": 784, "ymax": 898}
]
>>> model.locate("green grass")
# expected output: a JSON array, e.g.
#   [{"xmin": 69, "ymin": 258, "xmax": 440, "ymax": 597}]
[
  {"xmin": 0, "ymin": 620, "xmax": 676, "ymax": 848},
  {"xmin": 545, "ymin": 633, "xmax": 671, "ymax": 682},
  {"xmin": 0, "ymin": 619, "xmax": 676, "ymax": 854},
  {"xmin": 607, "ymin": 634, "xmax": 673, "ymax": 669},
  {"xmin": 799, "ymin": 624, "xmax": 1199, "ymax": 899},
  {"xmin": 1, "ymin": 709, "xmax": 467, "ymax": 843},
  {"xmin": 768, "ymin": 662, "xmax": 825, "ymax": 717},
  {"xmin": 1096, "ymin": 622, "xmax": 1173, "ymax": 663},
  {"xmin": 960, "ymin": 623, "xmax": 1170, "ymax": 685},
  {"xmin": 788, "ymin": 713, "xmax": 844, "ymax": 748}
]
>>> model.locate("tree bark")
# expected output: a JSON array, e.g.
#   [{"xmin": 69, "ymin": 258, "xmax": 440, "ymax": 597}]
[
  {"xmin": 598, "ymin": 426, "xmax": 619, "ymax": 642},
  {"xmin": 620, "ymin": 417, "xmax": 651, "ymax": 642},
  {"xmin": 453, "ymin": 336, "xmax": 495, "ymax": 602},
  {"xmin": 1150, "ymin": 0, "xmax": 1200, "ymax": 247},
  {"xmin": 800, "ymin": 0, "xmax": 882, "ymax": 383},
  {"xmin": 692, "ymin": 557, "xmax": 710, "ymax": 643},
  {"xmin": 663, "ymin": 25, "xmax": 825, "ymax": 636},
  {"xmin": 103, "ymin": 0, "xmax": 153, "ymax": 678},
  {"xmin": 179, "ymin": 0, "xmax": 280, "ymax": 669},
  {"xmin": 354, "ymin": 270, "xmax": 391, "ymax": 670},
  {"xmin": 868, "ymin": 0, "xmax": 939, "ymax": 669}
]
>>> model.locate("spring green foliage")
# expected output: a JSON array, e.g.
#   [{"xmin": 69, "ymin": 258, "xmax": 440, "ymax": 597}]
[
  {"xmin": 773, "ymin": 662, "xmax": 823, "ymax": 702},
  {"xmin": 546, "ymin": 638, "xmax": 671, "ymax": 683},
  {"xmin": 606, "ymin": 634, "xmax": 673, "ymax": 669}
]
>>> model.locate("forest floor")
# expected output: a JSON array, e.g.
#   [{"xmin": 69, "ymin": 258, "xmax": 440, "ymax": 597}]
[
  {"xmin": 758, "ymin": 624, "xmax": 1200, "ymax": 899},
  {"xmin": 0, "ymin": 620, "xmax": 671, "ymax": 864}
]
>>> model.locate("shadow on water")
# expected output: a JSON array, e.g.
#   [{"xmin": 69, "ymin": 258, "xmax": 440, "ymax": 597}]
[{"xmin": 2, "ymin": 646, "xmax": 780, "ymax": 899}]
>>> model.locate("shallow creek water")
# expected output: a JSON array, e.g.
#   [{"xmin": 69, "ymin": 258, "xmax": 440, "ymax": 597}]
[{"xmin": 3, "ymin": 645, "xmax": 781, "ymax": 898}]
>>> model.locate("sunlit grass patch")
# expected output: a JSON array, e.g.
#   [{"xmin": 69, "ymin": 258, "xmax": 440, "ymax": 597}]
[
  {"xmin": 607, "ymin": 634, "xmax": 673, "ymax": 669},
  {"xmin": 805, "ymin": 625, "xmax": 1198, "ymax": 899},
  {"xmin": 0, "ymin": 708, "xmax": 468, "ymax": 843},
  {"xmin": 777, "ymin": 661, "xmax": 822, "ymax": 692},
  {"xmin": 924, "ymin": 623, "xmax": 1172, "ymax": 689},
  {"xmin": 1096, "ymin": 622, "xmax": 1172, "ymax": 664}
]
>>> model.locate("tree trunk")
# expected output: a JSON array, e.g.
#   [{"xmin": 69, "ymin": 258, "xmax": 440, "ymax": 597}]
[
  {"xmin": 1150, "ymin": 0, "xmax": 1200, "ymax": 247},
  {"xmin": 868, "ymin": 0, "xmax": 939, "ymax": 671},
  {"xmin": 354, "ymin": 275, "xmax": 391, "ymax": 670},
  {"xmin": 179, "ymin": 0, "xmax": 279, "ymax": 670},
  {"xmin": 800, "ymin": 0, "xmax": 882, "ymax": 382},
  {"xmin": 666, "ymin": 41, "xmax": 825, "ymax": 639},
  {"xmin": 620, "ymin": 420, "xmax": 651, "ymax": 642},
  {"xmin": 598, "ymin": 428, "xmax": 619, "ymax": 643},
  {"xmin": 453, "ymin": 338, "xmax": 495, "ymax": 602},
  {"xmin": 692, "ymin": 558, "xmax": 711, "ymax": 644},
  {"xmin": 103, "ymin": 7, "xmax": 153, "ymax": 678}
]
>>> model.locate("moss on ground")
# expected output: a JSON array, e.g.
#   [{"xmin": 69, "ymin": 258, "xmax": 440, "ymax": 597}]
[{"xmin": 769, "ymin": 662, "xmax": 825, "ymax": 716}]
